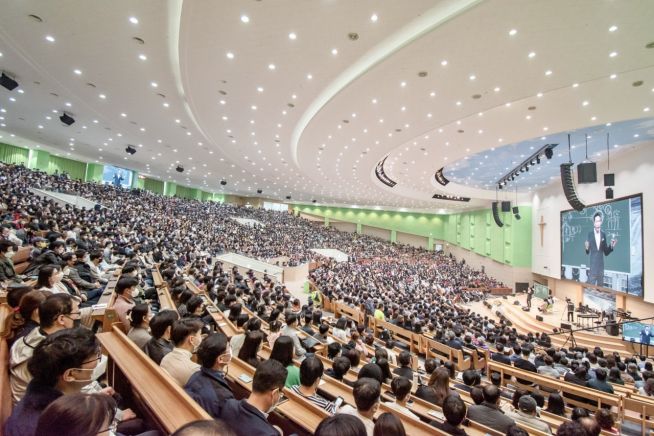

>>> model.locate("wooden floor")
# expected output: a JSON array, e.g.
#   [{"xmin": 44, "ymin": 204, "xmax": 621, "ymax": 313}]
[{"xmin": 468, "ymin": 294, "xmax": 636, "ymax": 356}]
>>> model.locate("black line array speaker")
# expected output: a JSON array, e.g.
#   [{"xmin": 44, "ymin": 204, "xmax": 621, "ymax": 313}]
[
  {"xmin": 606, "ymin": 321, "xmax": 619, "ymax": 336},
  {"xmin": 604, "ymin": 173, "xmax": 615, "ymax": 186},
  {"xmin": 492, "ymin": 202, "xmax": 504, "ymax": 227},
  {"xmin": 577, "ymin": 162, "xmax": 597, "ymax": 184},
  {"xmin": 560, "ymin": 163, "xmax": 585, "ymax": 211},
  {"xmin": 501, "ymin": 201, "xmax": 511, "ymax": 212}
]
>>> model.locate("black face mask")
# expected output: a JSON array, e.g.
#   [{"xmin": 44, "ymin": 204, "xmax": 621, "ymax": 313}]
[{"xmin": 72, "ymin": 319, "xmax": 81, "ymax": 328}]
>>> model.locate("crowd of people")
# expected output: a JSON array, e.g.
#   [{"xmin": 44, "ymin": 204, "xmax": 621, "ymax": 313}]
[{"xmin": 0, "ymin": 162, "xmax": 652, "ymax": 436}]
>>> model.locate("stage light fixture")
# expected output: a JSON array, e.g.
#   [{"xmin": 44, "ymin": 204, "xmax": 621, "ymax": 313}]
[
  {"xmin": 512, "ymin": 206, "xmax": 521, "ymax": 220},
  {"xmin": 176, "ymin": 165, "xmax": 184, "ymax": 173},
  {"xmin": 125, "ymin": 145, "xmax": 136, "ymax": 155},
  {"xmin": 544, "ymin": 147, "xmax": 554, "ymax": 159},
  {"xmin": 285, "ymin": 195, "xmax": 291, "ymax": 200},
  {"xmin": 0, "ymin": 72, "xmax": 19, "ymax": 91},
  {"xmin": 220, "ymin": 179, "xmax": 227, "ymax": 185},
  {"xmin": 536, "ymin": 156, "xmax": 541, "ymax": 164}
]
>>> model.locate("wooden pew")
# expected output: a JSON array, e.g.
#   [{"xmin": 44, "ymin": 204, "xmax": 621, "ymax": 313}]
[
  {"xmin": 11, "ymin": 246, "xmax": 32, "ymax": 275},
  {"xmin": 622, "ymin": 395, "xmax": 654, "ymax": 436},
  {"xmin": 97, "ymin": 325, "xmax": 210, "ymax": 434},
  {"xmin": 334, "ymin": 302, "xmax": 364, "ymax": 325},
  {"xmin": 0, "ymin": 337, "xmax": 12, "ymax": 435},
  {"xmin": 151, "ymin": 267, "xmax": 164, "ymax": 289},
  {"xmin": 156, "ymin": 284, "xmax": 176, "ymax": 312},
  {"xmin": 424, "ymin": 336, "xmax": 472, "ymax": 372},
  {"xmin": 487, "ymin": 360, "xmax": 621, "ymax": 412}
]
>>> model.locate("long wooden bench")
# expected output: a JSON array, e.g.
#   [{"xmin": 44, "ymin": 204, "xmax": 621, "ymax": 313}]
[
  {"xmin": 334, "ymin": 301, "xmax": 364, "ymax": 325},
  {"xmin": 0, "ymin": 337, "xmax": 12, "ymax": 436},
  {"xmin": 487, "ymin": 360, "xmax": 621, "ymax": 412},
  {"xmin": 11, "ymin": 246, "xmax": 32, "ymax": 275},
  {"xmin": 97, "ymin": 325, "xmax": 211, "ymax": 434},
  {"xmin": 424, "ymin": 336, "xmax": 472, "ymax": 372}
]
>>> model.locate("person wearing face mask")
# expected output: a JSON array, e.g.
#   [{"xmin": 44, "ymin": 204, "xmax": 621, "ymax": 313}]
[
  {"xmin": 142, "ymin": 310, "xmax": 179, "ymax": 365},
  {"xmin": 24, "ymin": 240, "xmax": 65, "ymax": 276},
  {"xmin": 5, "ymin": 327, "xmax": 100, "ymax": 436},
  {"xmin": 218, "ymin": 359, "xmax": 288, "ymax": 436},
  {"xmin": 0, "ymin": 240, "xmax": 22, "ymax": 283},
  {"xmin": 127, "ymin": 303, "xmax": 153, "ymax": 349},
  {"xmin": 112, "ymin": 276, "xmax": 140, "ymax": 331},
  {"xmin": 9, "ymin": 294, "xmax": 81, "ymax": 404},
  {"xmin": 160, "ymin": 319, "xmax": 203, "ymax": 387},
  {"xmin": 184, "ymin": 333, "xmax": 235, "ymax": 418}
]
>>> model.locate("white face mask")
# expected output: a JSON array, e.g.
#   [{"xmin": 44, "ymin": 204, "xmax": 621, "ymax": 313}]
[
  {"xmin": 131, "ymin": 289, "xmax": 140, "ymax": 298},
  {"xmin": 5, "ymin": 250, "xmax": 15, "ymax": 259}
]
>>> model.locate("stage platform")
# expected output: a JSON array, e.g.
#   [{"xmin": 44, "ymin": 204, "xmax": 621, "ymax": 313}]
[{"xmin": 469, "ymin": 294, "xmax": 635, "ymax": 356}]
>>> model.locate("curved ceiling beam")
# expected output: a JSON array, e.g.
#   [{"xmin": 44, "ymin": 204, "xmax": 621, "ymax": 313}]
[{"xmin": 290, "ymin": 0, "xmax": 484, "ymax": 168}]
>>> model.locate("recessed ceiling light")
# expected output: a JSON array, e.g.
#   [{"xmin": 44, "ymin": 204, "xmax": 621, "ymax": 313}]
[
  {"xmin": 572, "ymin": 83, "xmax": 579, "ymax": 88},
  {"xmin": 371, "ymin": 98, "xmax": 377, "ymax": 104},
  {"xmin": 528, "ymin": 51, "xmax": 536, "ymax": 58},
  {"xmin": 150, "ymin": 81, "xmax": 158, "ymax": 88},
  {"xmin": 288, "ymin": 32, "xmax": 297, "ymax": 40},
  {"xmin": 645, "ymin": 107, "xmax": 651, "ymax": 112},
  {"xmin": 129, "ymin": 16, "xmax": 139, "ymax": 24},
  {"xmin": 469, "ymin": 74, "xmax": 476, "ymax": 81},
  {"xmin": 545, "ymin": 70, "xmax": 552, "ymax": 76},
  {"xmin": 456, "ymin": 101, "xmax": 462, "ymax": 106},
  {"xmin": 400, "ymin": 81, "xmax": 406, "ymax": 87},
  {"xmin": 509, "ymin": 29, "xmax": 518, "ymax": 36},
  {"xmin": 306, "ymin": 73, "xmax": 313, "ymax": 80},
  {"xmin": 138, "ymin": 54, "xmax": 147, "ymax": 61},
  {"xmin": 226, "ymin": 52, "xmax": 235, "ymax": 59},
  {"xmin": 609, "ymin": 25, "xmax": 618, "ymax": 32},
  {"xmin": 73, "ymin": 69, "xmax": 82, "ymax": 75},
  {"xmin": 331, "ymin": 48, "xmax": 338, "ymax": 55},
  {"xmin": 121, "ymin": 112, "xmax": 127, "ymax": 117},
  {"xmin": 610, "ymin": 74, "xmax": 617, "ymax": 79},
  {"xmin": 163, "ymin": 102, "xmax": 169, "ymax": 108},
  {"xmin": 268, "ymin": 63, "xmax": 276, "ymax": 70},
  {"xmin": 440, "ymin": 60, "xmax": 448, "ymax": 66},
  {"xmin": 99, "ymin": 94, "xmax": 106, "ymax": 99},
  {"xmin": 370, "ymin": 13, "xmax": 378, "ymax": 22},
  {"xmin": 65, "ymin": 102, "xmax": 72, "ymax": 107},
  {"xmin": 45, "ymin": 35, "xmax": 55, "ymax": 42},
  {"xmin": 240, "ymin": 15, "xmax": 250, "ymax": 23},
  {"xmin": 582, "ymin": 100, "xmax": 589, "ymax": 106},
  {"xmin": 494, "ymin": 87, "xmax": 500, "ymax": 92},
  {"xmin": 609, "ymin": 51, "xmax": 618, "ymax": 58}
]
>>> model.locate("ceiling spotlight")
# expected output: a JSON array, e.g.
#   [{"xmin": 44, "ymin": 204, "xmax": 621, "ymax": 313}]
[
  {"xmin": 138, "ymin": 54, "xmax": 147, "ymax": 61},
  {"xmin": 509, "ymin": 29, "xmax": 517, "ymax": 36},
  {"xmin": 370, "ymin": 13, "xmax": 378, "ymax": 22},
  {"xmin": 45, "ymin": 35, "xmax": 55, "ymax": 43},
  {"xmin": 0, "ymin": 72, "xmax": 19, "ymax": 91},
  {"xmin": 240, "ymin": 15, "xmax": 250, "ymax": 23},
  {"xmin": 256, "ymin": 189, "xmax": 262, "ymax": 194},
  {"xmin": 285, "ymin": 195, "xmax": 291, "ymax": 200},
  {"xmin": 544, "ymin": 147, "xmax": 554, "ymax": 159},
  {"xmin": 73, "ymin": 69, "xmax": 82, "ymax": 75},
  {"xmin": 129, "ymin": 17, "xmax": 139, "ymax": 24},
  {"xmin": 288, "ymin": 32, "xmax": 297, "ymax": 40}
]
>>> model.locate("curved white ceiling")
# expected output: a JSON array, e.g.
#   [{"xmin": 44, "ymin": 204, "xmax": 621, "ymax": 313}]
[{"xmin": 0, "ymin": 0, "xmax": 652, "ymax": 212}]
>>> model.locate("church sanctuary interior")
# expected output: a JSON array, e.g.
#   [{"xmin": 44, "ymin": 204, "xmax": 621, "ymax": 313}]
[{"xmin": 2, "ymin": 1, "xmax": 654, "ymax": 435}]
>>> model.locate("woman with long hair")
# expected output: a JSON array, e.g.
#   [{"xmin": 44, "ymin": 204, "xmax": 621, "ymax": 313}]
[
  {"xmin": 269, "ymin": 335, "xmax": 300, "ymax": 388},
  {"xmin": 237, "ymin": 331, "xmax": 264, "ymax": 368},
  {"xmin": 416, "ymin": 367, "xmax": 458, "ymax": 407},
  {"xmin": 127, "ymin": 303, "xmax": 152, "ymax": 349}
]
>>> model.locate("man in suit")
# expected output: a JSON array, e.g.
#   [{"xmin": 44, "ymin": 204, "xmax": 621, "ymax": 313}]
[{"xmin": 584, "ymin": 212, "xmax": 616, "ymax": 286}]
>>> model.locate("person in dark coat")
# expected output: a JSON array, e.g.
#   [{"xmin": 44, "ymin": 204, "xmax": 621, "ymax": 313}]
[
  {"xmin": 4, "ymin": 328, "xmax": 99, "ymax": 436},
  {"xmin": 184, "ymin": 333, "xmax": 234, "ymax": 417},
  {"xmin": 584, "ymin": 212, "xmax": 616, "ymax": 286},
  {"xmin": 142, "ymin": 309, "xmax": 178, "ymax": 365}
]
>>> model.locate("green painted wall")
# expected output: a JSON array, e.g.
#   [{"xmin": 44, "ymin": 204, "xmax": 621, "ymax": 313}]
[
  {"xmin": 175, "ymin": 185, "xmax": 200, "ymax": 200},
  {"xmin": 143, "ymin": 177, "xmax": 164, "ymax": 195},
  {"xmin": 0, "ymin": 143, "xmax": 29, "ymax": 165},
  {"xmin": 164, "ymin": 181, "xmax": 177, "ymax": 197},
  {"xmin": 85, "ymin": 163, "xmax": 104, "ymax": 183},
  {"xmin": 295, "ymin": 204, "xmax": 532, "ymax": 267},
  {"xmin": 47, "ymin": 155, "xmax": 87, "ymax": 180}
]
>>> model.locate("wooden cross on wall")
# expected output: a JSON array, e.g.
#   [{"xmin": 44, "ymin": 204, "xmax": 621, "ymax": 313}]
[{"xmin": 538, "ymin": 215, "xmax": 546, "ymax": 247}]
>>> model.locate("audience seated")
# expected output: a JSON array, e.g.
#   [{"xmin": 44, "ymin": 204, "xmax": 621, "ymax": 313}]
[
  {"xmin": 142, "ymin": 309, "xmax": 178, "ymax": 364},
  {"xmin": 385, "ymin": 376, "xmax": 419, "ymax": 419},
  {"xmin": 218, "ymin": 359, "xmax": 287, "ymax": 436},
  {"xmin": 10, "ymin": 294, "xmax": 80, "ymax": 403},
  {"xmin": 5, "ymin": 328, "xmax": 100, "ymax": 436},
  {"xmin": 269, "ymin": 335, "xmax": 301, "ymax": 388},
  {"xmin": 372, "ymin": 412, "xmax": 405, "ymax": 436},
  {"xmin": 415, "ymin": 367, "xmax": 459, "ymax": 407},
  {"xmin": 505, "ymin": 395, "xmax": 552, "ymax": 434},
  {"xmin": 171, "ymin": 419, "xmax": 236, "ymax": 436},
  {"xmin": 290, "ymin": 356, "xmax": 336, "ymax": 414},
  {"xmin": 184, "ymin": 332, "xmax": 234, "ymax": 418},
  {"xmin": 160, "ymin": 318, "xmax": 203, "ymax": 386},
  {"xmin": 337, "ymin": 377, "xmax": 381, "ymax": 436},
  {"xmin": 315, "ymin": 414, "xmax": 367, "ymax": 436},
  {"xmin": 432, "ymin": 394, "xmax": 469, "ymax": 435},
  {"xmin": 126, "ymin": 303, "xmax": 152, "ymax": 349},
  {"xmin": 466, "ymin": 385, "xmax": 515, "ymax": 433}
]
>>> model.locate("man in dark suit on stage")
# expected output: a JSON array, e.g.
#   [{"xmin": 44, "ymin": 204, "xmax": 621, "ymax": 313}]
[{"xmin": 584, "ymin": 212, "xmax": 616, "ymax": 286}]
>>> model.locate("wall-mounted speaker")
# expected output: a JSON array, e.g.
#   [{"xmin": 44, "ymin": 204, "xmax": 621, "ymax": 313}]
[
  {"xmin": 560, "ymin": 322, "xmax": 572, "ymax": 330},
  {"xmin": 59, "ymin": 113, "xmax": 75, "ymax": 126},
  {"xmin": 577, "ymin": 162, "xmax": 597, "ymax": 184},
  {"xmin": 501, "ymin": 201, "xmax": 511, "ymax": 212},
  {"xmin": 604, "ymin": 173, "xmax": 615, "ymax": 186},
  {"xmin": 492, "ymin": 202, "xmax": 504, "ymax": 227},
  {"xmin": 560, "ymin": 163, "xmax": 585, "ymax": 211},
  {"xmin": 0, "ymin": 72, "xmax": 19, "ymax": 91},
  {"xmin": 605, "ymin": 188, "xmax": 614, "ymax": 199}
]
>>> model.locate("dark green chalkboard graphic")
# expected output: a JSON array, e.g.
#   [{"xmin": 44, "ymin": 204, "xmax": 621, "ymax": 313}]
[{"xmin": 562, "ymin": 199, "xmax": 630, "ymax": 273}]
